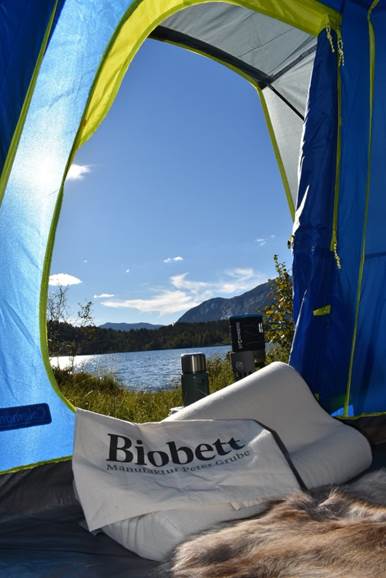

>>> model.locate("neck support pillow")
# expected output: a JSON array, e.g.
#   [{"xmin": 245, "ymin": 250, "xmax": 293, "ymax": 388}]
[{"xmin": 74, "ymin": 362, "xmax": 372, "ymax": 561}]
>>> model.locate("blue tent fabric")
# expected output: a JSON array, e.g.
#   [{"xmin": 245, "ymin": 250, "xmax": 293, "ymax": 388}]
[
  {"xmin": 0, "ymin": 0, "xmax": 58, "ymax": 179},
  {"xmin": 327, "ymin": 0, "xmax": 379, "ymax": 416},
  {"xmin": 290, "ymin": 30, "xmax": 341, "ymax": 412},
  {"xmin": 319, "ymin": 0, "xmax": 375, "ymax": 10},
  {"xmin": 348, "ymin": 1, "xmax": 386, "ymax": 414},
  {"xmin": 0, "ymin": 0, "xmax": 140, "ymax": 472},
  {"xmin": 2, "ymin": 0, "xmax": 386, "ymax": 473},
  {"xmin": 333, "ymin": 0, "xmax": 373, "ymax": 417},
  {"xmin": 318, "ymin": 0, "xmax": 344, "ymax": 11},
  {"xmin": 0, "ymin": 0, "xmax": 349, "ymax": 475},
  {"xmin": 291, "ymin": 0, "xmax": 386, "ymax": 417}
]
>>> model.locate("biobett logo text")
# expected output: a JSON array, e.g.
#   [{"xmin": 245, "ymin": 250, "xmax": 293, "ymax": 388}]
[{"xmin": 107, "ymin": 434, "xmax": 247, "ymax": 467}]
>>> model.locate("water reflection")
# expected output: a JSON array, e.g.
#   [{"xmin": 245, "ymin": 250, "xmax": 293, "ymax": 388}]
[{"xmin": 50, "ymin": 344, "xmax": 231, "ymax": 391}]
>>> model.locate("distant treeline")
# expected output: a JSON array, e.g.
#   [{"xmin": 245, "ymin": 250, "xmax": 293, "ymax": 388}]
[{"xmin": 48, "ymin": 319, "xmax": 231, "ymax": 356}]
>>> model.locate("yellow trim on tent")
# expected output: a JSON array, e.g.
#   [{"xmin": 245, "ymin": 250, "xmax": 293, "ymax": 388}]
[
  {"xmin": 39, "ymin": 176, "xmax": 77, "ymax": 414},
  {"xmin": 76, "ymin": 0, "xmax": 340, "ymax": 149},
  {"xmin": 313, "ymin": 304, "xmax": 331, "ymax": 316},
  {"xmin": 339, "ymin": 411, "xmax": 386, "ymax": 420},
  {"xmin": 0, "ymin": 456, "xmax": 72, "ymax": 477}
]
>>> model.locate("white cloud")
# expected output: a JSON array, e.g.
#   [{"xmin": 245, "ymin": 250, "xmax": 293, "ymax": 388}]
[
  {"xmin": 170, "ymin": 273, "xmax": 210, "ymax": 292},
  {"xmin": 219, "ymin": 268, "xmax": 263, "ymax": 293},
  {"xmin": 101, "ymin": 290, "xmax": 198, "ymax": 315},
  {"xmin": 125, "ymin": 268, "xmax": 131, "ymax": 273},
  {"xmin": 163, "ymin": 256, "xmax": 184, "ymax": 263},
  {"xmin": 94, "ymin": 293, "xmax": 115, "ymax": 299},
  {"xmin": 49, "ymin": 273, "xmax": 82, "ymax": 286},
  {"xmin": 227, "ymin": 267, "xmax": 254, "ymax": 278},
  {"xmin": 171, "ymin": 268, "xmax": 264, "ymax": 296},
  {"xmin": 100, "ymin": 268, "xmax": 267, "ymax": 317},
  {"xmin": 66, "ymin": 163, "xmax": 91, "ymax": 181},
  {"xmin": 255, "ymin": 235, "xmax": 276, "ymax": 246}
]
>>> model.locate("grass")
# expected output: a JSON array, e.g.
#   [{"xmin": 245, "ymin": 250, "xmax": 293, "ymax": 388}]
[{"xmin": 54, "ymin": 356, "xmax": 235, "ymax": 422}]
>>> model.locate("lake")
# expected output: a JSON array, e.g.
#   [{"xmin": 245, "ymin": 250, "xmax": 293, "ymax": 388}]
[{"xmin": 51, "ymin": 344, "xmax": 231, "ymax": 391}]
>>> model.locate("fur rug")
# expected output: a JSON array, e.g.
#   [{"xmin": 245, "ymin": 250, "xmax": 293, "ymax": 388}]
[{"xmin": 161, "ymin": 469, "xmax": 386, "ymax": 578}]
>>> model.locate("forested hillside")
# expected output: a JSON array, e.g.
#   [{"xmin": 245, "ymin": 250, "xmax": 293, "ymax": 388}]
[{"xmin": 48, "ymin": 319, "xmax": 230, "ymax": 356}]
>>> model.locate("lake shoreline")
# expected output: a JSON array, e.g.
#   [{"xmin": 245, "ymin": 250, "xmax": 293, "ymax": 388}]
[
  {"xmin": 50, "ymin": 344, "xmax": 231, "ymax": 391},
  {"xmin": 53, "ymin": 355, "xmax": 234, "ymax": 422},
  {"xmin": 48, "ymin": 319, "xmax": 230, "ymax": 357},
  {"xmin": 51, "ymin": 341, "xmax": 230, "ymax": 358}
]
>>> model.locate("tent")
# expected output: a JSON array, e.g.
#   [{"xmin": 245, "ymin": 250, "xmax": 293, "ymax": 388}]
[{"xmin": 1, "ymin": 0, "xmax": 386, "ymax": 575}]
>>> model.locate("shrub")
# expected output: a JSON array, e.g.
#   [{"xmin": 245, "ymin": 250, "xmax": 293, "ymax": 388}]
[{"xmin": 264, "ymin": 254, "xmax": 294, "ymax": 363}]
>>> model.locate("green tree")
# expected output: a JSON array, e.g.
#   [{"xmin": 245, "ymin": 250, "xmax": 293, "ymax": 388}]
[
  {"xmin": 77, "ymin": 299, "xmax": 96, "ymax": 355},
  {"xmin": 77, "ymin": 300, "xmax": 94, "ymax": 327},
  {"xmin": 47, "ymin": 290, "xmax": 95, "ymax": 357},
  {"xmin": 47, "ymin": 285, "xmax": 73, "ymax": 357},
  {"xmin": 264, "ymin": 255, "xmax": 294, "ymax": 363},
  {"xmin": 47, "ymin": 285, "xmax": 68, "ymax": 324}
]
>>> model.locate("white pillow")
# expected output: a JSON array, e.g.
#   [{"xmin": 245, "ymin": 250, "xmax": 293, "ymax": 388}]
[
  {"xmin": 73, "ymin": 409, "xmax": 301, "ymax": 561},
  {"xmin": 102, "ymin": 502, "xmax": 266, "ymax": 561}
]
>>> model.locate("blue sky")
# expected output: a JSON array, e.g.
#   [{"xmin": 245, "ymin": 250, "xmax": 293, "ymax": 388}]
[{"xmin": 50, "ymin": 39, "xmax": 292, "ymax": 326}]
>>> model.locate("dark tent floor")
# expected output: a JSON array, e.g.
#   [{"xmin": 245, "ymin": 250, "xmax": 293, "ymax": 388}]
[
  {"xmin": 0, "ymin": 462, "xmax": 159, "ymax": 578},
  {"xmin": 1, "ymin": 445, "xmax": 386, "ymax": 578}
]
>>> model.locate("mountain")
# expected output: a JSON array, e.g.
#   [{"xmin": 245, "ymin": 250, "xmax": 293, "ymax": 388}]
[
  {"xmin": 99, "ymin": 322, "xmax": 163, "ymax": 331},
  {"xmin": 177, "ymin": 280, "xmax": 274, "ymax": 323}
]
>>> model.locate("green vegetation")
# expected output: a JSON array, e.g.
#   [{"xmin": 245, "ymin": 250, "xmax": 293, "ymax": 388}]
[
  {"xmin": 264, "ymin": 255, "xmax": 294, "ymax": 363},
  {"xmin": 48, "ymin": 319, "xmax": 230, "ymax": 356},
  {"xmin": 54, "ymin": 356, "xmax": 234, "ymax": 422}
]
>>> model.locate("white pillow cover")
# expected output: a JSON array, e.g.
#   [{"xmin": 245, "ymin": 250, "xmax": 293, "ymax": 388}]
[{"xmin": 73, "ymin": 363, "xmax": 372, "ymax": 561}]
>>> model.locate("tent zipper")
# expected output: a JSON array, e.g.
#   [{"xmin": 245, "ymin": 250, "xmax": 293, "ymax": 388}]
[
  {"xmin": 330, "ymin": 24, "xmax": 344, "ymax": 270},
  {"xmin": 330, "ymin": 58, "xmax": 342, "ymax": 270},
  {"xmin": 326, "ymin": 24, "xmax": 336, "ymax": 54},
  {"xmin": 326, "ymin": 23, "xmax": 344, "ymax": 63},
  {"xmin": 337, "ymin": 28, "xmax": 345, "ymax": 67}
]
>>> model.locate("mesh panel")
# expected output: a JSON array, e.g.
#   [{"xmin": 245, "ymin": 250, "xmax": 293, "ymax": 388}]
[
  {"xmin": 162, "ymin": 3, "xmax": 315, "ymax": 78},
  {"xmin": 263, "ymin": 87, "xmax": 304, "ymax": 203},
  {"xmin": 159, "ymin": 2, "xmax": 317, "ymax": 207}
]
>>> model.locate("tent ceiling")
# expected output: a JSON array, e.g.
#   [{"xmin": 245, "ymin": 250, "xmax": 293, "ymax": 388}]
[
  {"xmin": 152, "ymin": 2, "xmax": 317, "ymax": 208},
  {"xmin": 153, "ymin": 3, "xmax": 316, "ymax": 110}
]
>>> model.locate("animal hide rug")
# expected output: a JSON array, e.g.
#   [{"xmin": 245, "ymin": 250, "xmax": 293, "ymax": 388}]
[{"xmin": 161, "ymin": 469, "xmax": 386, "ymax": 578}]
